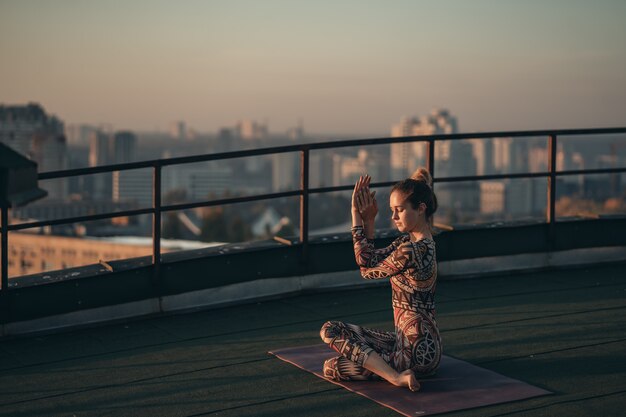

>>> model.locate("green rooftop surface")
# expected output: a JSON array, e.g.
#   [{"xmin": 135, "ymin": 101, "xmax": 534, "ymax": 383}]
[{"xmin": 0, "ymin": 263, "xmax": 624, "ymax": 416}]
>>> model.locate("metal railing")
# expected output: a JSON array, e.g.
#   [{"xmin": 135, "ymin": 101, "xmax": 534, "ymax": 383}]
[{"xmin": 2, "ymin": 127, "xmax": 626, "ymax": 290}]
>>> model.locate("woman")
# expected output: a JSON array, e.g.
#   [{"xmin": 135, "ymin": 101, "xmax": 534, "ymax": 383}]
[{"xmin": 320, "ymin": 168, "xmax": 442, "ymax": 392}]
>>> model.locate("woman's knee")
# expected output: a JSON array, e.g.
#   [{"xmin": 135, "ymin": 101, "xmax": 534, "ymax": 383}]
[{"xmin": 320, "ymin": 320, "xmax": 341, "ymax": 343}]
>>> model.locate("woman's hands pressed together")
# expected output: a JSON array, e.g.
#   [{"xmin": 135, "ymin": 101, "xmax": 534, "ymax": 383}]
[{"xmin": 351, "ymin": 175, "xmax": 378, "ymax": 230}]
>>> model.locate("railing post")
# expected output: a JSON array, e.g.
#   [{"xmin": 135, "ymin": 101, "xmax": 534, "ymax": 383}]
[
  {"xmin": 1, "ymin": 207, "xmax": 7, "ymax": 291},
  {"xmin": 426, "ymin": 138, "xmax": 435, "ymax": 188},
  {"xmin": 152, "ymin": 164, "xmax": 162, "ymax": 308},
  {"xmin": 547, "ymin": 134, "xmax": 557, "ymax": 248},
  {"xmin": 300, "ymin": 149, "xmax": 309, "ymax": 264}
]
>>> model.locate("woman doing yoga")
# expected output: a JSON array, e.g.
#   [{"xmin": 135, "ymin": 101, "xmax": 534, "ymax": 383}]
[{"xmin": 320, "ymin": 168, "xmax": 442, "ymax": 392}]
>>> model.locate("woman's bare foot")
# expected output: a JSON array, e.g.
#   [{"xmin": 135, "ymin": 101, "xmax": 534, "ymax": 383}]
[{"xmin": 394, "ymin": 370, "xmax": 420, "ymax": 392}]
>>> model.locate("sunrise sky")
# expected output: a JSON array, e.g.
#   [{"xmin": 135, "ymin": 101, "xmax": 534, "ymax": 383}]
[{"xmin": 1, "ymin": 0, "xmax": 625, "ymax": 135}]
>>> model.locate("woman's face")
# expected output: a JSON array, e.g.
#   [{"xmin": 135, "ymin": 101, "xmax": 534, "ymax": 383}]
[{"xmin": 390, "ymin": 190, "xmax": 424, "ymax": 233}]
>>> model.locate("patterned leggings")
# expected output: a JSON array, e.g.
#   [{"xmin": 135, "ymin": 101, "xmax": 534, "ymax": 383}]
[{"xmin": 319, "ymin": 320, "xmax": 396, "ymax": 381}]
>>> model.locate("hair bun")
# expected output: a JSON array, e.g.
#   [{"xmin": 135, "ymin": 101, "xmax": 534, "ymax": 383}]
[{"xmin": 410, "ymin": 167, "xmax": 433, "ymax": 187}]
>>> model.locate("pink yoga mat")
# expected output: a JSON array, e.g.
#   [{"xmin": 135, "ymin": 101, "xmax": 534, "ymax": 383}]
[{"xmin": 269, "ymin": 344, "xmax": 551, "ymax": 417}]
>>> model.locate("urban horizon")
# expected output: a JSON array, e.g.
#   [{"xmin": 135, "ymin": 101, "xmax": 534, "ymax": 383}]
[{"xmin": 2, "ymin": 102, "xmax": 625, "ymax": 279}]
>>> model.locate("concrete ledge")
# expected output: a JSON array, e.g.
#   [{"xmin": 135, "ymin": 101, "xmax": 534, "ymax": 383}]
[
  {"xmin": 439, "ymin": 245, "xmax": 626, "ymax": 278},
  {"xmin": 160, "ymin": 269, "xmax": 377, "ymax": 313}
]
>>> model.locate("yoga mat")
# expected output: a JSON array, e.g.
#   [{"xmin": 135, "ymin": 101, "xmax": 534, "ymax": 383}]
[{"xmin": 269, "ymin": 344, "xmax": 551, "ymax": 417}]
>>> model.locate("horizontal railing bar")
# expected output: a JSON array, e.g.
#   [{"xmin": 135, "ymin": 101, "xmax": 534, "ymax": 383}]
[
  {"xmin": 556, "ymin": 167, "xmax": 626, "ymax": 176},
  {"xmin": 308, "ymin": 182, "xmax": 397, "ymax": 194},
  {"xmin": 436, "ymin": 172, "xmax": 550, "ymax": 183},
  {"xmin": 4, "ymin": 208, "xmax": 155, "ymax": 232},
  {"xmin": 38, "ymin": 127, "xmax": 626, "ymax": 180},
  {"xmin": 161, "ymin": 190, "xmax": 303, "ymax": 212},
  {"xmin": 39, "ymin": 161, "xmax": 158, "ymax": 180}
]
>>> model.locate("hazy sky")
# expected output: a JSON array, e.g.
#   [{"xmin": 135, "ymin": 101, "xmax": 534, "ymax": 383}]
[{"xmin": 1, "ymin": 0, "xmax": 625, "ymax": 135}]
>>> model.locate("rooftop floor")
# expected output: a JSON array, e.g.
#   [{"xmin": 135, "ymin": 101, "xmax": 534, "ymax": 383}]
[{"xmin": 0, "ymin": 263, "xmax": 624, "ymax": 416}]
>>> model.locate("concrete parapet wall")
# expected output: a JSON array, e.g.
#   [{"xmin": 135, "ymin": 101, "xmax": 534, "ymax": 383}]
[{"xmin": 2, "ymin": 219, "xmax": 625, "ymax": 337}]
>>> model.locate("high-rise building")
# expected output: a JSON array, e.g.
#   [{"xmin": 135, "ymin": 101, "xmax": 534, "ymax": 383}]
[
  {"xmin": 89, "ymin": 130, "xmax": 110, "ymax": 167},
  {"xmin": 31, "ymin": 133, "xmax": 68, "ymax": 199},
  {"xmin": 65, "ymin": 124, "xmax": 98, "ymax": 147},
  {"xmin": 88, "ymin": 130, "xmax": 112, "ymax": 200},
  {"xmin": 0, "ymin": 103, "xmax": 68, "ymax": 199},
  {"xmin": 480, "ymin": 181, "xmax": 506, "ymax": 214},
  {"xmin": 215, "ymin": 128, "xmax": 235, "ymax": 153},
  {"xmin": 169, "ymin": 121, "xmax": 187, "ymax": 140},
  {"xmin": 236, "ymin": 120, "xmax": 268, "ymax": 140},
  {"xmin": 390, "ymin": 109, "xmax": 459, "ymax": 179},
  {"xmin": 113, "ymin": 169, "xmax": 152, "ymax": 206},
  {"xmin": 470, "ymin": 139, "xmax": 495, "ymax": 176},
  {"xmin": 111, "ymin": 131, "xmax": 137, "ymax": 164},
  {"xmin": 310, "ymin": 151, "xmax": 334, "ymax": 188},
  {"xmin": 287, "ymin": 121, "xmax": 305, "ymax": 141},
  {"xmin": 188, "ymin": 165, "xmax": 235, "ymax": 200},
  {"xmin": 331, "ymin": 149, "xmax": 389, "ymax": 187},
  {"xmin": 89, "ymin": 130, "xmax": 137, "ymax": 201},
  {"xmin": 493, "ymin": 137, "xmax": 531, "ymax": 174},
  {"xmin": 272, "ymin": 153, "xmax": 298, "ymax": 191},
  {"xmin": 111, "ymin": 131, "xmax": 144, "ymax": 205}
]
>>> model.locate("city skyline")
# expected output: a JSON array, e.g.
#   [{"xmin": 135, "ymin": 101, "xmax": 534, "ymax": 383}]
[
  {"xmin": 1, "ymin": 0, "xmax": 625, "ymax": 135},
  {"xmin": 3, "ymin": 103, "xmax": 624, "ymax": 278}
]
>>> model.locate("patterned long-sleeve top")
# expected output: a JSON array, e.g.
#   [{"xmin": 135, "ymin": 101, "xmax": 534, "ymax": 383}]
[{"xmin": 351, "ymin": 225, "xmax": 441, "ymax": 373}]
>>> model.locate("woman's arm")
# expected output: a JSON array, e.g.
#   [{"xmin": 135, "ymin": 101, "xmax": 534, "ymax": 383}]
[
  {"xmin": 352, "ymin": 225, "xmax": 407, "ymax": 267},
  {"xmin": 357, "ymin": 237, "xmax": 417, "ymax": 280}
]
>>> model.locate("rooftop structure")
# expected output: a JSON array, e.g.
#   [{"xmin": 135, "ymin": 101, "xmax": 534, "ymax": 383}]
[
  {"xmin": 0, "ymin": 126, "xmax": 624, "ymax": 415},
  {"xmin": 0, "ymin": 263, "xmax": 623, "ymax": 416}
]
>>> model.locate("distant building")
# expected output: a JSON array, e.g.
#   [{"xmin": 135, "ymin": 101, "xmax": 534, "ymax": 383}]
[
  {"xmin": 160, "ymin": 162, "xmax": 240, "ymax": 202},
  {"xmin": 187, "ymin": 164, "xmax": 236, "ymax": 200},
  {"xmin": 215, "ymin": 128, "xmax": 236, "ymax": 152},
  {"xmin": 113, "ymin": 169, "xmax": 153, "ymax": 206},
  {"xmin": 112, "ymin": 131, "xmax": 137, "ymax": 164},
  {"xmin": 310, "ymin": 151, "xmax": 334, "ymax": 188},
  {"xmin": 0, "ymin": 103, "xmax": 68, "ymax": 199},
  {"xmin": 492, "ymin": 137, "xmax": 531, "ymax": 174},
  {"xmin": 236, "ymin": 120, "xmax": 268, "ymax": 140},
  {"xmin": 89, "ymin": 130, "xmax": 138, "ymax": 201},
  {"xmin": 65, "ymin": 124, "xmax": 98, "ymax": 147},
  {"xmin": 331, "ymin": 149, "xmax": 388, "ymax": 187},
  {"xmin": 286, "ymin": 121, "xmax": 305, "ymax": 141},
  {"xmin": 7, "ymin": 232, "xmax": 209, "ymax": 278},
  {"xmin": 89, "ymin": 130, "xmax": 113, "ymax": 200},
  {"xmin": 469, "ymin": 139, "xmax": 495, "ymax": 176},
  {"xmin": 32, "ymin": 132, "xmax": 68, "ymax": 199},
  {"xmin": 89, "ymin": 130, "xmax": 110, "ymax": 167},
  {"xmin": 479, "ymin": 179, "xmax": 545, "ymax": 218},
  {"xmin": 390, "ymin": 109, "xmax": 459, "ymax": 179},
  {"xmin": 272, "ymin": 153, "xmax": 298, "ymax": 191},
  {"xmin": 89, "ymin": 130, "xmax": 136, "ymax": 166},
  {"xmin": 480, "ymin": 181, "xmax": 506, "ymax": 214},
  {"xmin": 11, "ymin": 199, "xmax": 137, "ymax": 223},
  {"xmin": 169, "ymin": 120, "xmax": 187, "ymax": 140}
]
